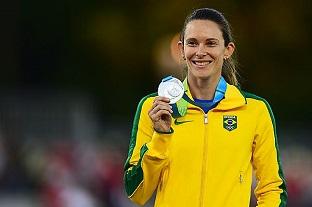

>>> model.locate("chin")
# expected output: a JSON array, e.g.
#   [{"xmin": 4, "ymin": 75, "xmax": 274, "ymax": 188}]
[
  {"xmin": 190, "ymin": 69, "xmax": 213, "ymax": 80},
  {"xmin": 188, "ymin": 65, "xmax": 221, "ymax": 81}
]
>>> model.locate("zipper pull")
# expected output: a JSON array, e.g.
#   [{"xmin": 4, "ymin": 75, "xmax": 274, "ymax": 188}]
[
  {"xmin": 239, "ymin": 172, "xmax": 243, "ymax": 183},
  {"xmin": 204, "ymin": 114, "xmax": 208, "ymax": 124}
]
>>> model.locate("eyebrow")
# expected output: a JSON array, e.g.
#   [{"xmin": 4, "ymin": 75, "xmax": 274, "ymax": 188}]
[
  {"xmin": 185, "ymin": 37, "xmax": 220, "ymax": 42},
  {"xmin": 206, "ymin": 38, "xmax": 219, "ymax": 42}
]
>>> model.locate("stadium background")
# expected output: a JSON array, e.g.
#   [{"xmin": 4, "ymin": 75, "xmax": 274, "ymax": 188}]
[{"xmin": 0, "ymin": 0, "xmax": 311, "ymax": 206}]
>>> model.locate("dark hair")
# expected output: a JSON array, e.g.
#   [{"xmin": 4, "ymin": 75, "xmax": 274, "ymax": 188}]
[{"xmin": 180, "ymin": 8, "xmax": 239, "ymax": 85}]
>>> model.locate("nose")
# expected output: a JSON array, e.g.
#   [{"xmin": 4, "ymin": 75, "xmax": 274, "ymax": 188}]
[{"xmin": 195, "ymin": 44, "xmax": 207, "ymax": 58}]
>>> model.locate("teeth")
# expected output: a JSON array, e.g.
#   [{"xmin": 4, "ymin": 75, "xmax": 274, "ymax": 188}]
[
  {"xmin": 194, "ymin": 61, "xmax": 211, "ymax": 66},
  {"xmin": 197, "ymin": 62, "xmax": 206, "ymax": 66}
]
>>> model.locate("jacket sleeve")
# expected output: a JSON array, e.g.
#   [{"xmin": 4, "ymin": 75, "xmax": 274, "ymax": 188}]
[
  {"xmin": 252, "ymin": 100, "xmax": 287, "ymax": 207},
  {"xmin": 123, "ymin": 95, "xmax": 172, "ymax": 206}
]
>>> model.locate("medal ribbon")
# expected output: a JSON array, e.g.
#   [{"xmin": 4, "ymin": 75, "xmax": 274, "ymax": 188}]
[{"xmin": 171, "ymin": 76, "xmax": 227, "ymax": 118}]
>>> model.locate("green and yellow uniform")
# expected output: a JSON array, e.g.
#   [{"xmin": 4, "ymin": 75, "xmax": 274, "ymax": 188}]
[{"xmin": 124, "ymin": 79, "xmax": 287, "ymax": 207}]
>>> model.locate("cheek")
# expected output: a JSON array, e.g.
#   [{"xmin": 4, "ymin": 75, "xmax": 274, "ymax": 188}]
[
  {"xmin": 211, "ymin": 48, "xmax": 225, "ymax": 59},
  {"xmin": 184, "ymin": 49, "xmax": 195, "ymax": 59}
]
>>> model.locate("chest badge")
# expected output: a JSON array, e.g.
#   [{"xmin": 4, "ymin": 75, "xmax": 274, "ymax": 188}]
[{"xmin": 223, "ymin": 115, "xmax": 237, "ymax": 131}]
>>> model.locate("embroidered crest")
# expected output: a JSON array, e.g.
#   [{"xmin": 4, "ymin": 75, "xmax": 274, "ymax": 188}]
[{"xmin": 223, "ymin": 115, "xmax": 237, "ymax": 131}]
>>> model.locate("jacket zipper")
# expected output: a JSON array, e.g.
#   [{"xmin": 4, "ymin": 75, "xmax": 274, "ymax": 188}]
[
  {"xmin": 239, "ymin": 171, "xmax": 244, "ymax": 183},
  {"xmin": 204, "ymin": 114, "xmax": 208, "ymax": 124},
  {"xmin": 199, "ymin": 113, "xmax": 209, "ymax": 207}
]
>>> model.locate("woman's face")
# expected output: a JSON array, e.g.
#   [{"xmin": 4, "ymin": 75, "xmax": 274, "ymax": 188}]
[{"xmin": 179, "ymin": 20, "xmax": 234, "ymax": 81}]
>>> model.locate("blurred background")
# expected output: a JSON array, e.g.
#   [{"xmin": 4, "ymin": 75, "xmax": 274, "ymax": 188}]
[{"xmin": 1, "ymin": 0, "xmax": 311, "ymax": 206}]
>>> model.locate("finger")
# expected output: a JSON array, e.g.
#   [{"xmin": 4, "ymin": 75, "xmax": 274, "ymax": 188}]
[
  {"xmin": 150, "ymin": 104, "xmax": 173, "ymax": 115},
  {"xmin": 153, "ymin": 96, "xmax": 170, "ymax": 104},
  {"xmin": 150, "ymin": 109, "xmax": 172, "ymax": 121},
  {"xmin": 151, "ymin": 100, "xmax": 172, "ymax": 111},
  {"xmin": 149, "ymin": 105, "xmax": 172, "ymax": 120},
  {"xmin": 149, "ymin": 107, "xmax": 172, "ymax": 121},
  {"xmin": 151, "ymin": 103, "xmax": 172, "ymax": 114},
  {"xmin": 149, "ymin": 98, "xmax": 172, "ymax": 119},
  {"xmin": 155, "ymin": 104, "xmax": 173, "ymax": 113}
]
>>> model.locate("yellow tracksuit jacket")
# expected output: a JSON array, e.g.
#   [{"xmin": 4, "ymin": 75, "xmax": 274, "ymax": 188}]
[{"xmin": 124, "ymin": 83, "xmax": 287, "ymax": 207}]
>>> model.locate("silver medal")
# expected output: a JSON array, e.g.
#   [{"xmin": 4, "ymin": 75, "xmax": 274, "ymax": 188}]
[{"xmin": 158, "ymin": 76, "xmax": 184, "ymax": 104}]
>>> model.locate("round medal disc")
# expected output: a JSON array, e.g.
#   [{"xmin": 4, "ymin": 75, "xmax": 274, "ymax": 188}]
[{"xmin": 158, "ymin": 76, "xmax": 184, "ymax": 104}]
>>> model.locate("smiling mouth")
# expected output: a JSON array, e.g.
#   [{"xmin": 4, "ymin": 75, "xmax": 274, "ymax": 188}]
[{"xmin": 192, "ymin": 60, "xmax": 213, "ymax": 66}]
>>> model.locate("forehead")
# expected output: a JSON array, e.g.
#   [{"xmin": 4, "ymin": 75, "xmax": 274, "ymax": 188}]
[{"xmin": 184, "ymin": 20, "xmax": 223, "ymax": 40}]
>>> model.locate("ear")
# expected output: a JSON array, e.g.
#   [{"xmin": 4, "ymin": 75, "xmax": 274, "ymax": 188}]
[
  {"xmin": 224, "ymin": 42, "xmax": 235, "ymax": 59},
  {"xmin": 177, "ymin": 40, "xmax": 186, "ymax": 60}
]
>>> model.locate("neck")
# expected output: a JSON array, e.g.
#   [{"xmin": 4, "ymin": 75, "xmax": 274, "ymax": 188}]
[{"xmin": 187, "ymin": 75, "xmax": 221, "ymax": 100}]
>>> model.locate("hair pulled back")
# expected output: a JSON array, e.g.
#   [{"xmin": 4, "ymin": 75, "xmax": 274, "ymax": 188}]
[{"xmin": 181, "ymin": 8, "xmax": 239, "ymax": 85}]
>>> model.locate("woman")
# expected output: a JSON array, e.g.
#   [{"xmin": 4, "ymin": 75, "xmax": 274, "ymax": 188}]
[{"xmin": 124, "ymin": 8, "xmax": 287, "ymax": 207}]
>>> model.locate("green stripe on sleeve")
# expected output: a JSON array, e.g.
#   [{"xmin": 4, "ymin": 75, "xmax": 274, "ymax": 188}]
[
  {"xmin": 244, "ymin": 92, "xmax": 288, "ymax": 206},
  {"xmin": 124, "ymin": 92, "xmax": 157, "ymax": 170},
  {"xmin": 123, "ymin": 93, "xmax": 157, "ymax": 196},
  {"xmin": 124, "ymin": 144, "xmax": 149, "ymax": 196}
]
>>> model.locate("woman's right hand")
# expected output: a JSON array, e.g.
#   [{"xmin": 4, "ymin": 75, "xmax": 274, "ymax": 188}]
[{"xmin": 148, "ymin": 96, "xmax": 173, "ymax": 133}]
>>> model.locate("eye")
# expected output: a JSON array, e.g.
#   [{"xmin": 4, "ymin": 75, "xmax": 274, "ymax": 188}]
[
  {"xmin": 207, "ymin": 41, "xmax": 218, "ymax": 47},
  {"xmin": 185, "ymin": 40, "xmax": 197, "ymax": 47}
]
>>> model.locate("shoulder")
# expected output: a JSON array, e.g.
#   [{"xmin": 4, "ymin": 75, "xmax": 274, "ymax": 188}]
[
  {"xmin": 240, "ymin": 90, "xmax": 275, "ymax": 117},
  {"xmin": 131, "ymin": 93, "xmax": 157, "ymax": 127},
  {"xmin": 137, "ymin": 92, "xmax": 158, "ymax": 107},
  {"xmin": 242, "ymin": 91, "xmax": 270, "ymax": 106},
  {"xmin": 134, "ymin": 92, "xmax": 158, "ymax": 113}
]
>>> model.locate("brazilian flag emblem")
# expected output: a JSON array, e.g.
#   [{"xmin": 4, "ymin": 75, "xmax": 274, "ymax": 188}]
[{"xmin": 223, "ymin": 115, "xmax": 237, "ymax": 131}]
